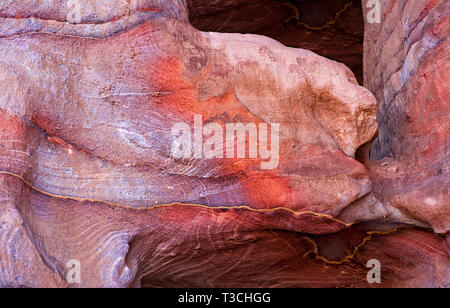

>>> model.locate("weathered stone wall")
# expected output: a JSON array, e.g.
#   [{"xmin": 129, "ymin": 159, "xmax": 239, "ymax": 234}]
[{"xmin": 363, "ymin": 0, "xmax": 449, "ymax": 233}]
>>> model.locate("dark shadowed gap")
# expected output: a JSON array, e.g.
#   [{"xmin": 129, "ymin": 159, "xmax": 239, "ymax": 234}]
[{"xmin": 187, "ymin": 0, "xmax": 364, "ymax": 84}]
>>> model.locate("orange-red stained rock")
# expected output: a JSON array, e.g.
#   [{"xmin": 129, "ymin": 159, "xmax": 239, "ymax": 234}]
[
  {"xmin": 0, "ymin": 0, "xmax": 448, "ymax": 288},
  {"xmin": 364, "ymin": 0, "xmax": 450, "ymax": 233}
]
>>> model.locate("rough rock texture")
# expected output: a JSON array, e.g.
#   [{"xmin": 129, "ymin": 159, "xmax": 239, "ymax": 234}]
[
  {"xmin": 0, "ymin": 0, "xmax": 448, "ymax": 288},
  {"xmin": 363, "ymin": 0, "xmax": 450, "ymax": 233},
  {"xmin": 0, "ymin": 0, "xmax": 189, "ymax": 38},
  {"xmin": 188, "ymin": 0, "xmax": 365, "ymax": 84}
]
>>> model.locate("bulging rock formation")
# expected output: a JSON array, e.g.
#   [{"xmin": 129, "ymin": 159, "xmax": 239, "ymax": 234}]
[
  {"xmin": 0, "ymin": 0, "xmax": 448, "ymax": 288},
  {"xmin": 187, "ymin": 0, "xmax": 366, "ymax": 84}
]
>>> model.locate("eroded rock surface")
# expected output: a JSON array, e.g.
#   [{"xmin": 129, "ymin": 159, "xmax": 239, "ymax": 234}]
[
  {"xmin": 0, "ymin": 0, "xmax": 378, "ymax": 221},
  {"xmin": 188, "ymin": 0, "xmax": 365, "ymax": 83},
  {"xmin": 364, "ymin": 0, "xmax": 450, "ymax": 233},
  {"xmin": 0, "ymin": 0, "xmax": 448, "ymax": 288}
]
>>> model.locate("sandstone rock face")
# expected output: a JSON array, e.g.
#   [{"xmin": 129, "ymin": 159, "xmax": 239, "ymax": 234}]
[
  {"xmin": 363, "ymin": 0, "xmax": 450, "ymax": 233},
  {"xmin": 0, "ymin": 0, "xmax": 448, "ymax": 288},
  {"xmin": 188, "ymin": 0, "xmax": 365, "ymax": 83}
]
